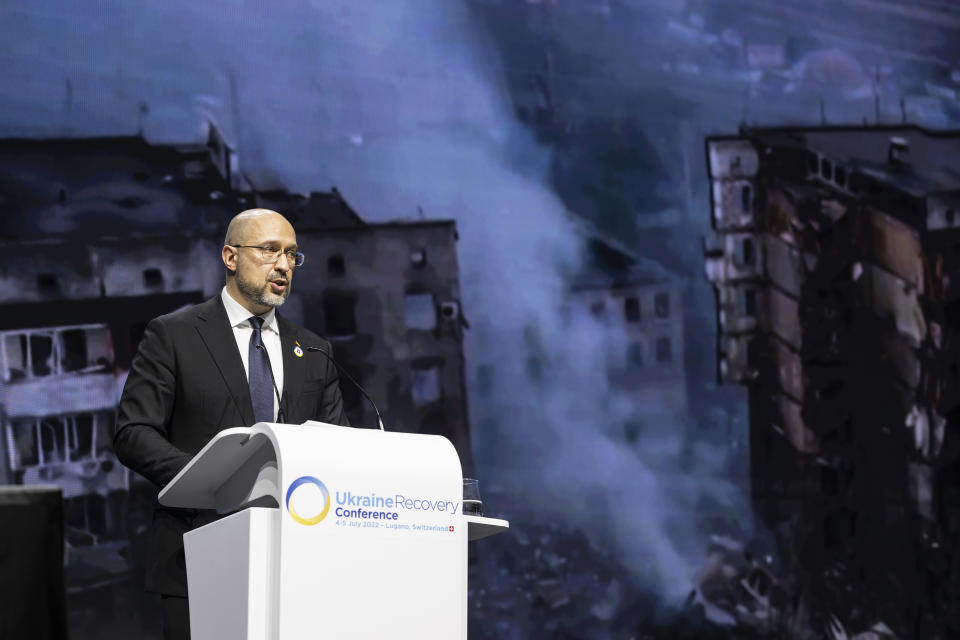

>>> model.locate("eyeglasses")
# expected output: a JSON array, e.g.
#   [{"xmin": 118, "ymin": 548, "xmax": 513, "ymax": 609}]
[{"xmin": 230, "ymin": 245, "xmax": 305, "ymax": 267}]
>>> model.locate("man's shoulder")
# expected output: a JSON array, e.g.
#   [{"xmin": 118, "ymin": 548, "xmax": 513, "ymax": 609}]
[{"xmin": 150, "ymin": 296, "xmax": 221, "ymax": 330}]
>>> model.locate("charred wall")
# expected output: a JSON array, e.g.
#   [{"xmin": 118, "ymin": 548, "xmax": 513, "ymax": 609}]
[
  {"xmin": 291, "ymin": 221, "xmax": 473, "ymax": 472},
  {"xmin": 705, "ymin": 125, "xmax": 960, "ymax": 635}
]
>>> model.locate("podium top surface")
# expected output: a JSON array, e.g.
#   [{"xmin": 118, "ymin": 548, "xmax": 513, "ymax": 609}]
[
  {"xmin": 158, "ymin": 427, "xmax": 252, "ymax": 508},
  {"xmin": 158, "ymin": 421, "xmax": 463, "ymax": 511}
]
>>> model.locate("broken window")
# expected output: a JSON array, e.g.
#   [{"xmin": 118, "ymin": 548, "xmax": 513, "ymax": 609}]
[
  {"xmin": 82, "ymin": 327, "xmax": 113, "ymax": 371},
  {"xmin": 60, "ymin": 325, "xmax": 114, "ymax": 374},
  {"xmin": 404, "ymin": 293, "xmax": 437, "ymax": 331},
  {"xmin": 624, "ymin": 297, "xmax": 640, "ymax": 323},
  {"xmin": 38, "ymin": 418, "xmax": 66, "ymax": 464},
  {"xmin": 411, "ymin": 366, "xmax": 441, "ymax": 406},
  {"xmin": 821, "ymin": 465, "xmax": 839, "ymax": 496},
  {"xmin": 1, "ymin": 325, "xmax": 113, "ymax": 381},
  {"xmin": 835, "ymin": 166, "xmax": 847, "ymax": 187},
  {"xmin": 30, "ymin": 333, "xmax": 55, "ymax": 377},
  {"xmin": 655, "ymin": 293, "xmax": 670, "ymax": 319},
  {"xmin": 820, "ymin": 158, "xmax": 833, "ymax": 180},
  {"xmin": 37, "ymin": 273, "xmax": 59, "ymax": 293},
  {"xmin": 743, "ymin": 289, "xmax": 757, "ymax": 317},
  {"xmin": 327, "ymin": 255, "xmax": 345, "ymax": 277},
  {"xmin": 61, "ymin": 329, "xmax": 89, "ymax": 372},
  {"xmin": 739, "ymin": 237, "xmax": 755, "ymax": 267},
  {"xmin": 627, "ymin": 342, "xmax": 644, "ymax": 370},
  {"xmin": 656, "ymin": 337, "xmax": 672, "ymax": 363},
  {"xmin": 65, "ymin": 492, "xmax": 123, "ymax": 544},
  {"xmin": 2, "ymin": 333, "xmax": 28, "ymax": 381},
  {"xmin": 143, "ymin": 268, "xmax": 164, "ymax": 288},
  {"xmin": 849, "ymin": 172, "xmax": 864, "ymax": 194},
  {"xmin": 6, "ymin": 412, "xmax": 114, "ymax": 471},
  {"xmin": 740, "ymin": 184, "xmax": 753, "ymax": 212},
  {"xmin": 824, "ymin": 508, "xmax": 856, "ymax": 549},
  {"xmin": 65, "ymin": 496, "xmax": 100, "ymax": 546},
  {"xmin": 10, "ymin": 418, "xmax": 40, "ymax": 468},
  {"xmin": 323, "ymin": 291, "xmax": 357, "ymax": 337},
  {"xmin": 70, "ymin": 413, "xmax": 96, "ymax": 460}
]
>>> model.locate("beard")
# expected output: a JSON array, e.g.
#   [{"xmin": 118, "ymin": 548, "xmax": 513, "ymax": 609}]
[{"xmin": 236, "ymin": 266, "xmax": 291, "ymax": 308}]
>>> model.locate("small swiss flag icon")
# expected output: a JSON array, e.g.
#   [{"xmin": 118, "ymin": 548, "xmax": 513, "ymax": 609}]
[{"xmin": 449, "ymin": 526, "xmax": 455, "ymax": 532}]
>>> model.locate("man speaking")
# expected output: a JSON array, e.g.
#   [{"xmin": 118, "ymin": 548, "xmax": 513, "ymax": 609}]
[{"xmin": 114, "ymin": 209, "xmax": 351, "ymax": 639}]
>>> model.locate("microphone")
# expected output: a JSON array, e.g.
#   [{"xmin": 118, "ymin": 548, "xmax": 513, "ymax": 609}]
[
  {"xmin": 255, "ymin": 344, "xmax": 286, "ymax": 423},
  {"xmin": 304, "ymin": 345, "xmax": 385, "ymax": 432}
]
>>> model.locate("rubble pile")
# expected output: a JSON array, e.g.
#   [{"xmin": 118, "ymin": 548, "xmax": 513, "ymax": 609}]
[
  {"xmin": 693, "ymin": 536, "xmax": 903, "ymax": 640},
  {"xmin": 464, "ymin": 499, "xmax": 909, "ymax": 638},
  {"xmin": 468, "ymin": 518, "xmax": 633, "ymax": 639},
  {"xmin": 694, "ymin": 535, "xmax": 789, "ymax": 634},
  {"xmin": 468, "ymin": 516, "xmax": 767, "ymax": 639}
]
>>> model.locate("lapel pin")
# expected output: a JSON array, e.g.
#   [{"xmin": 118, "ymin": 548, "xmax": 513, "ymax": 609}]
[{"xmin": 294, "ymin": 342, "xmax": 304, "ymax": 358}]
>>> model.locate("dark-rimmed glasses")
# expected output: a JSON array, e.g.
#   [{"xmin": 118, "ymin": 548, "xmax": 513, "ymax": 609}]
[{"xmin": 229, "ymin": 245, "xmax": 305, "ymax": 267}]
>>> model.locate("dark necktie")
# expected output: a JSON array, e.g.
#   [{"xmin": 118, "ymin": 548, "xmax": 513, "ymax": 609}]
[{"xmin": 248, "ymin": 316, "xmax": 275, "ymax": 423}]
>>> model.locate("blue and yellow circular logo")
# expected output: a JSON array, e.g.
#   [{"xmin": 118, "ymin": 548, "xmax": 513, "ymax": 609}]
[{"xmin": 285, "ymin": 476, "xmax": 331, "ymax": 525}]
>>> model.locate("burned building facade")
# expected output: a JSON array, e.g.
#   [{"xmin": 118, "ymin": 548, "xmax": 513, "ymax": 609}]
[
  {"xmin": 292, "ymin": 220, "xmax": 472, "ymax": 465},
  {"xmin": 705, "ymin": 125, "xmax": 960, "ymax": 634},
  {"xmin": 0, "ymin": 129, "xmax": 472, "ymax": 617},
  {"xmin": 570, "ymin": 234, "xmax": 688, "ymax": 440},
  {"xmin": 0, "ymin": 128, "xmax": 239, "ymax": 603}
]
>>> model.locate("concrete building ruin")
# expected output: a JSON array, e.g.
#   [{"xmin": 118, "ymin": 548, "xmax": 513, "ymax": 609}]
[
  {"xmin": 704, "ymin": 124, "xmax": 960, "ymax": 635},
  {"xmin": 0, "ymin": 128, "xmax": 473, "ymax": 607},
  {"xmin": 571, "ymin": 231, "xmax": 688, "ymax": 441}
]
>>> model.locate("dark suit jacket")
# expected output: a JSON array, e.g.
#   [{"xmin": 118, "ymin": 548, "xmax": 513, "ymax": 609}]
[{"xmin": 114, "ymin": 295, "xmax": 350, "ymax": 596}]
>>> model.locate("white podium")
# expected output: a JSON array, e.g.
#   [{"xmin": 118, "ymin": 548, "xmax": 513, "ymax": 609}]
[{"xmin": 158, "ymin": 422, "xmax": 508, "ymax": 639}]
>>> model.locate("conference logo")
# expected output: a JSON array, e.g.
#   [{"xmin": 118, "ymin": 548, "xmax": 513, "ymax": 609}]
[{"xmin": 285, "ymin": 476, "xmax": 331, "ymax": 525}]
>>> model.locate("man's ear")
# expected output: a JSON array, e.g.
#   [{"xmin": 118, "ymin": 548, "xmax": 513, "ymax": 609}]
[{"xmin": 222, "ymin": 245, "xmax": 237, "ymax": 273}]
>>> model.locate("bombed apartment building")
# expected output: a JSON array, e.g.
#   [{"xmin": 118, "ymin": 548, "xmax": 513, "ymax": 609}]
[
  {"xmin": 704, "ymin": 124, "xmax": 960, "ymax": 634},
  {"xmin": 466, "ymin": 221, "xmax": 687, "ymax": 472},
  {"xmin": 571, "ymin": 231, "xmax": 688, "ymax": 438},
  {"xmin": 0, "ymin": 129, "xmax": 472, "ymax": 616},
  {"xmin": 0, "ymin": 126, "xmax": 240, "ymax": 607},
  {"xmin": 290, "ymin": 219, "xmax": 472, "ymax": 468}
]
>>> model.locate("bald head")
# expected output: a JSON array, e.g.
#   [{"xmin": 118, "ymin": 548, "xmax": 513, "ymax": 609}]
[
  {"xmin": 222, "ymin": 208, "xmax": 299, "ymax": 314},
  {"xmin": 224, "ymin": 208, "xmax": 293, "ymax": 246}
]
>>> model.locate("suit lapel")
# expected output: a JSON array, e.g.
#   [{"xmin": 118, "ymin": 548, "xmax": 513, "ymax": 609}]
[
  {"xmin": 278, "ymin": 315, "xmax": 304, "ymax": 423},
  {"xmin": 195, "ymin": 296, "xmax": 255, "ymax": 426}
]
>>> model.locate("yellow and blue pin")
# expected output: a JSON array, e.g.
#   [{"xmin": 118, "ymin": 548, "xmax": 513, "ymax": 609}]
[{"xmin": 294, "ymin": 340, "xmax": 304, "ymax": 358}]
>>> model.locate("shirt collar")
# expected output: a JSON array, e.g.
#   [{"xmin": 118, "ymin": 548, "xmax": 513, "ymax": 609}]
[{"xmin": 221, "ymin": 287, "xmax": 279, "ymax": 334}]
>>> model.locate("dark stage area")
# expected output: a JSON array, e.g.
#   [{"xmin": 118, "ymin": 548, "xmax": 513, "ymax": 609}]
[{"xmin": 2, "ymin": 0, "xmax": 960, "ymax": 637}]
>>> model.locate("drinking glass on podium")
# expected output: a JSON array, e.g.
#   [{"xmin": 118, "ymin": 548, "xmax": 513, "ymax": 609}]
[{"xmin": 462, "ymin": 478, "xmax": 483, "ymax": 516}]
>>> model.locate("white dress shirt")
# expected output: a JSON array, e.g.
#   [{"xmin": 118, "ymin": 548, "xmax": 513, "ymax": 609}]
[{"xmin": 221, "ymin": 287, "xmax": 284, "ymax": 421}]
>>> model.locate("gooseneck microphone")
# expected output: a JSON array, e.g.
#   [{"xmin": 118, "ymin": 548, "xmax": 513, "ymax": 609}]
[
  {"xmin": 304, "ymin": 345, "xmax": 386, "ymax": 432},
  {"xmin": 254, "ymin": 344, "xmax": 286, "ymax": 423}
]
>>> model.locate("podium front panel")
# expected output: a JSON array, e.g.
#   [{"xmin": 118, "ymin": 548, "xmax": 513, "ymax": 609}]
[
  {"xmin": 184, "ymin": 508, "xmax": 277, "ymax": 639},
  {"xmin": 266, "ymin": 424, "xmax": 466, "ymax": 638}
]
